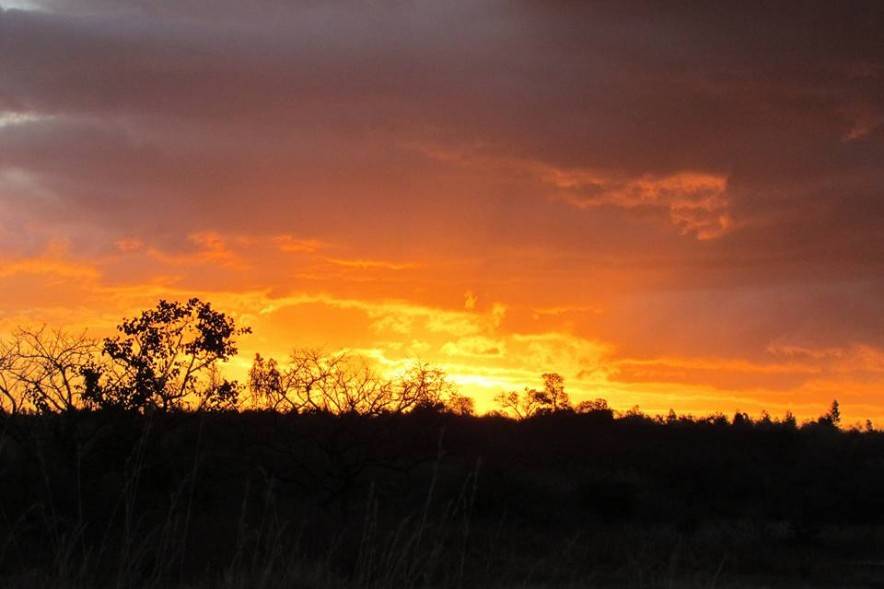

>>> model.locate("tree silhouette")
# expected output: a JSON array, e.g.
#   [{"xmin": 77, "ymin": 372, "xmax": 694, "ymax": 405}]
[
  {"xmin": 576, "ymin": 398, "xmax": 609, "ymax": 413},
  {"xmin": 0, "ymin": 346, "xmax": 15, "ymax": 415},
  {"xmin": 87, "ymin": 298, "xmax": 249, "ymax": 411},
  {"xmin": 248, "ymin": 353, "xmax": 287, "ymax": 411},
  {"xmin": 446, "ymin": 391, "xmax": 476, "ymax": 416},
  {"xmin": 495, "ymin": 372, "xmax": 571, "ymax": 419},
  {"xmin": 249, "ymin": 349, "xmax": 457, "ymax": 415},
  {"xmin": 826, "ymin": 399, "xmax": 841, "ymax": 427},
  {"xmin": 540, "ymin": 372, "xmax": 570, "ymax": 413},
  {"xmin": 0, "ymin": 327, "xmax": 97, "ymax": 414}
]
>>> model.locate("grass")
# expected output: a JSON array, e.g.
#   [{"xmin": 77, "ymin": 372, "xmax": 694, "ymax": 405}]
[{"xmin": 1, "ymin": 411, "xmax": 884, "ymax": 588}]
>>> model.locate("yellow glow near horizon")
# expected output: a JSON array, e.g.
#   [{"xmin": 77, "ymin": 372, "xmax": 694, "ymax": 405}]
[
  {"xmin": 1, "ymin": 236, "xmax": 881, "ymax": 425},
  {"xmin": 2, "ymin": 6, "xmax": 883, "ymax": 427}
]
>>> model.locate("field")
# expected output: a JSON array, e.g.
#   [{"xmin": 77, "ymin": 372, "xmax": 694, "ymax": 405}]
[{"xmin": 2, "ymin": 409, "xmax": 883, "ymax": 588}]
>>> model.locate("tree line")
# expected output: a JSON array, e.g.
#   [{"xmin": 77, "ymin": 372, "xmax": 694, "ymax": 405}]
[
  {"xmin": 0, "ymin": 298, "xmax": 475, "ymax": 416},
  {"xmin": 0, "ymin": 298, "xmax": 851, "ymax": 429}
]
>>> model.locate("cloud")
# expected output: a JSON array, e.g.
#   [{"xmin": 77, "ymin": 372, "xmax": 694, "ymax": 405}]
[
  {"xmin": 1, "ymin": 1, "xmax": 884, "ymax": 420},
  {"xmin": 0, "ymin": 111, "xmax": 44, "ymax": 128},
  {"xmin": 2, "ymin": 3, "xmax": 881, "ymax": 268},
  {"xmin": 273, "ymin": 235, "xmax": 324, "ymax": 253},
  {"xmin": 463, "ymin": 291, "xmax": 477, "ymax": 311},
  {"xmin": 0, "ymin": 245, "xmax": 98, "ymax": 279},
  {"xmin": 417, "ymin": 143, "xmax": 734, "ymax": 239},
  {"xmin": 325, "ymin": 258, "xmax": 420, "ymax": 271},
  {"xmin": 441, "ymin": 336, "xmax": 505, "ymax": 358},
  {"xmin": 2, "ymin": 239, "xmax": 884, "ymax": 421}
]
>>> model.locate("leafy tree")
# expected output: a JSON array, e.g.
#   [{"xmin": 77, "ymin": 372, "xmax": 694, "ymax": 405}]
[
  {"xmin": 826, "ymin": 399, "xmax": 841, "ymax": 427},
  {"xmin": 88, "ymin": 298, "xmax": 249, "ymax": 411}
]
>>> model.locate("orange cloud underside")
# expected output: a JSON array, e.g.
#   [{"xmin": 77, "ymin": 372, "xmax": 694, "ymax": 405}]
[
  {"xmin": 2, "ymin": 2, "xmax": 883, "ymax": 428},
  {"xmin": 2, "ymin": 235, "xmax": 882, "ymax": 426}
]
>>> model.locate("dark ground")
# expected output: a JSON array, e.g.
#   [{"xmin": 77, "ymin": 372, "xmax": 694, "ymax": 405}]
[{"xmin": 2, "ymin": 408, "xmax": 884, "ymax": 588}]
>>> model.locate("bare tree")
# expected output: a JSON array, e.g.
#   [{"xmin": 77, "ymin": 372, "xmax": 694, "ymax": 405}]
[
  {"xmin": 494, "ymin": 391, "xmax": 535, "ymax": 420},
  {"xmin": 0, "ymin": 344, "xmax": 19, "ymax": 415},
  {"xmin": 195, "ymin": 364, "xmax": 242, "ymax": 412},
  {"xmin": 249, "ymin": 349, "xmax": 459, "ymax": 416},
  {"xmin": 249, "ymin": 349, "xmax": 346, "ymax": 413},
  {"xmin": 541, "ymin": 372, "xmax": 570, "ymax": 412},
  {"xmin": 495, "ymin": 373, "xmax": 572, "ymax": 419},
  {"xmin": 445, "ymin": 391, "xmax": 476, "ymax": 416},
  {"xmin": 0, "ymin": 327, "xmax": 99, "ymax": 414},
  {"xmin": 248, "ymin": 353, "xmax": 284, "ymax": 410},
  {"xmin": 576, "ymin": 398, "xmax": 609, "ymax": 413}
]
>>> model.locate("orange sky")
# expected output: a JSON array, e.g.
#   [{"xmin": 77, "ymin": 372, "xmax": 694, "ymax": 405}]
[{"xmin": 2, "ymin": 2, "xmax": 884, "ymax": 423}]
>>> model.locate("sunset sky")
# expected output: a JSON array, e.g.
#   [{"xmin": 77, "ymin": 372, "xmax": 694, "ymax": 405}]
[{"xmin": 2, "ymin": 1, "xmax": 884, "ymax": 421}]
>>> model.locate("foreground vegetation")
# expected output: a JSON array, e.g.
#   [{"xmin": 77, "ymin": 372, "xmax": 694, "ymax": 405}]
[
  {"xmin": 1, "ymin": 299, "xmax": 882, "ymax": 587},
  {"xmin": 3, "ymin": 408, "xmax": 884, "ymax": 588}
]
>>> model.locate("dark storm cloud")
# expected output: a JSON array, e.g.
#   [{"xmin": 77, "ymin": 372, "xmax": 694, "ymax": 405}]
[{"xmin": 4, "ymin": 2, "xmax": 881, "ymax": 172}]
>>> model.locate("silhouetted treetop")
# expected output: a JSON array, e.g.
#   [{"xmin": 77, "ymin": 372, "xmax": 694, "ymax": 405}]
[
  {"xmin": 494, "ymin": 372, "xmax": 572, "ymax": 419},
  {"xmin": 0, "ymin": 298, "xmax": 866, "ymax": 434},
  {"xmin": 0, "ymin": 327, "xmax": 97, "ymax": 415},
  {"xmin": 248, "ymin": 349, "xmax": 462, "ymax": 416},
  {"xmin": 87, "ymin": 298, "xmax": 250, "ymax": 412}
]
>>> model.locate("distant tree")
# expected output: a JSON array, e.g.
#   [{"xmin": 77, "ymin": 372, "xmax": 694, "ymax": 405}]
[
  {"xmin": 0, "ymin": 327, "xmax": 98, "ymax": 414},
  {"xmin": 494, "ymin": 373, "xmax": 571, "ymax": 419},
  {"xmin": 446, "ymin": 391, "xmax": 476, "ymax": 416},
  {"xmin": 398, "ymin": 362, "xmax": 453, "ymax": 412},
  {"xmin": 197, "ymin": 364, "xmax": 243, "ymax": 412},
  {"xmin": 825, "ymin": 399, "xmax": 841, "ymax": 427},
  {"xmin": 248, "ymin": 349, "xmax": 454, "ymax": 415},
  {"xmin": 576, "ymin": 398, "xmax": 609, "ymax": 413},
  {"xmin": 88, "ymin": 298, "xmax": 249, "ymax": 412},
  {"xmin": 494, "ymin": 390, "xmax": 530, "ymax": 419},
  {"xmin": 541, "ymin": 373, "xmax": 570, "ymax": 413},
  {"xmin": 624, "ymin": 405, "xmax": 643, "ymax": 418},
  {"xmin": 248, "ymin": 353, "xmax": 287, "ymax": 410},
  {"xmin": 0, "ymin": 346, "xmax": 16, "ymax": 415}
]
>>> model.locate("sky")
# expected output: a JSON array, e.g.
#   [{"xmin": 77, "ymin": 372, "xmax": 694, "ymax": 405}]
[{"xmin": 2, "ymin": 1, "xmax": 884, "ymax": 422}]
